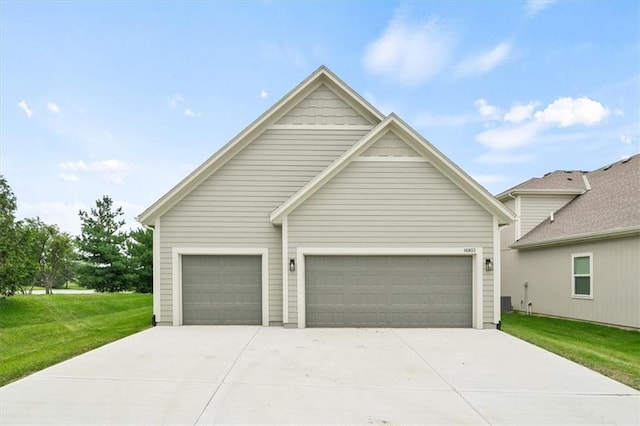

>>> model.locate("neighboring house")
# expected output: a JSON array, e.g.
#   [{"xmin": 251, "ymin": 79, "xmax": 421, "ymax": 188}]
[
  {"xmin": 137, "ymin": 66, "xmax": 514, "ymax": 329},
  {"xmin": 498, "ymin": 154, "xmax": 640, "ymax": 329}
]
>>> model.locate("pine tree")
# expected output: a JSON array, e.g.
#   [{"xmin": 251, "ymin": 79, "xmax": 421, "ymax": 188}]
[{"xmin": 76, "ymin": 196, "xmax": 130, "ymax": 292}]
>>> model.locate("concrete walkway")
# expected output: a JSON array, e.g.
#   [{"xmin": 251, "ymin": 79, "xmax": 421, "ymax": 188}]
[{"xmin": 1, "ymin": 327, "xmax": 638, "ymax": 424}]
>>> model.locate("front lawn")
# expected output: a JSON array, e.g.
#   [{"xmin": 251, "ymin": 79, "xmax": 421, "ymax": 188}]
[
  {"xmin": 0, "ymin": 293, "xmax": 153, "ymax": 386},
  {"xmin": 501, "ymin": 312, "xmax": 640, "ymax": 390}
]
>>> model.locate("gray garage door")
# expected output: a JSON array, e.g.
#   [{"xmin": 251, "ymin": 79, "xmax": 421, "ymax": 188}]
[
  {"xmin": 305, "ymin": 255, "xmax": 472, "ymax": 327},
  {"xmin": 182, "ymin": 255, "xmax": 262, "ymax": 325}
]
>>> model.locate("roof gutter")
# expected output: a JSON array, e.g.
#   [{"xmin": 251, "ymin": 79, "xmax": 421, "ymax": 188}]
[
  {"xmin": 497, "ymin": 188, "xmax": 585, "ymax": 201},
  {"xmin": 511, "ymin": 226, "xmax": 640, "ymax": 250}
]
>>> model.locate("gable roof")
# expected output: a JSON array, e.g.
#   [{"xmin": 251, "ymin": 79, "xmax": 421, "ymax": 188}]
[
  {"xmin": 137, "ymin": 66, "xmax": 385, "ymax": 225},
  {"xmin": 512, "ymin": 154, "xmax": 640, "ymax": 249},
  {"xmin": 496, "ymin": 170, "xmax": 588, "ymax": 200},
  {"xmin": 270, "ymin": 114, "xmax": 515, "ymax": 226}
]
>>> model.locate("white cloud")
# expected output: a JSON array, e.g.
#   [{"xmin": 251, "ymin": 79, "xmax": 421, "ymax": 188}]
[
  {"xmin": 184, "ymin": 108, "xmax": 198, "ymax": 117},
  {"xmin": 18, "ymin": 100, "xmax": 33, "ymax": 118},
  {"xmin": 455, "ymin": 41, "xmax": 512, "ymax": 77},
  {"xmin": 93, "ymin": 159, "xmax": 129, "ymax": 172},
  {"xmin": 59, "ymin": 160, "xmax": 90, "ymax": 171},
  {"xmin": 527, "ymin": 0, "xmax": 556, "ymax": 15},
  {"xmin": 260, "ymin": 90, "xmax": 269, "ymax": 99},
  {"xmin": 534, "ymin": 97, "xmax": 609, "ymax": 127},
  {"xmin": 474, "ymin": 99, "xmax": 500, "ymax": 120},
  {"xmin": 620, "ymin": 133, "xmax": 633, "ymax": 145},
  {"xmin": 47, "ymin": 103, "xmax": 61, "ymax": 113},
  {"xmin": 58, "ymin": 173, "xmax": 79, "ymax": 183},
  {"xmin": 20, "ymin": 201, "xmax": 88, "ymax": 235},
  {"xmin": 475, "ymin": 121, "xmax": 546, "ymax": 150},
  {"xmin": 504, "ymin": 103, "xmax": 536, "ymax": 123},
  {"xmin": 363, "ymin": 15, "xmax": 456, "ymax": 85},
  {"xmin": 168, "ymin": 94, "xmax": 184, "ymax": 108},
  {"xmin": 58, "ymin": 159, "xmax": 130, "ymax": 184},
  {"xmin": 475, "ymin": 152, "xmax": 534, "ymax": 165}
]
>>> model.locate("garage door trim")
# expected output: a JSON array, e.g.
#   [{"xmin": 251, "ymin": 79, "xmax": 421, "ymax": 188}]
[
  {"xmin": 296, "ymin": 247, "xmax": 482, "ymax": 329},
  {"xmin": 172, "ymin": 247, "xmax": 269, "ymax": 326}
]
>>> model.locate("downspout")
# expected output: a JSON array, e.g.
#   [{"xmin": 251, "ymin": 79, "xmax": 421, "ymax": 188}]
[{"xmin": 142, "ymin": 223, "xmax": 157, "ymax": 327}]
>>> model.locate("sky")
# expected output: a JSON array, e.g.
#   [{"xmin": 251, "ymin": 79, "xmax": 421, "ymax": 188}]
[{"xmin": 1, "ymin": 1, "xmax": 639, "ymax": 235}]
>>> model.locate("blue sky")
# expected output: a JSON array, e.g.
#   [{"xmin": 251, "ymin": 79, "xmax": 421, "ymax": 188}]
[{"xmin": 1, "ymin": 1, "xmax": 638, "ymax": 234}]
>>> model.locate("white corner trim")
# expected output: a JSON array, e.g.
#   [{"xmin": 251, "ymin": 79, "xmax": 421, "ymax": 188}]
[
  {"xmin": 353, "ymin": 156, "xmax": 428, "ymax": 162},
  {"xmin": 171, "ymin": 247, "xmax": 269, "ymax": 326},
  {"xmin": 295, "ymin": 247, "xmax": 483, "ymax": 329},
  {"xmin": 515, "ymin": 196, "xmax": 522, "ymax": 240},
  {"xmin": 296, "ymin": 248, "xmax": 306, "ymax": 329},
  {"xmin": 152, "ymin": 218, "xmax": 161, "ymax": 323},
  {"xmin": 282, "ymin": 216, "xmax": 289, "ymax": 324},
  {"xmin": 493, "ymin": 217, "xmax": 500, "ymax": 324}
]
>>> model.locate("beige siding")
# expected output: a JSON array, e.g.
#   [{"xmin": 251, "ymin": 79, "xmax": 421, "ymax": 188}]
[
  {"xmin": 501, "ymin": 236, "xmax": 640, "ymax": 328},
  {"xmin": 159, "ymin": 128, "xmax": 370, "ymax": 323},
  {"xmin": 276, "ymin": 84, "xmax": 373, "ymax": 126},
  {"xmin": 520, "ymin": 195, "xmax": 576, "ymax": 235},
  {"xmin": 287, "ymin": 160, "xmax": 494, "ymax": 326},
  {"xmin": 361, "ymin": 131, "xmax": 419, "ymax": 157}
]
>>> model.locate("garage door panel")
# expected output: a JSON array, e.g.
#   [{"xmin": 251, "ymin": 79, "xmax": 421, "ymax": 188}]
[
  {"xmin": 306, "ymin": 255, "xmax": 472, "ymax": 328},
  {"xmin": 182, "ymin": 255, "xmax": 261, "ymax": 325}
]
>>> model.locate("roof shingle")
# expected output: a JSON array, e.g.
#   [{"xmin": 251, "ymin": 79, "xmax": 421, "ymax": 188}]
[{"xmin": 511, "ymin": 154, "xmax": 640, "ymax": 248}]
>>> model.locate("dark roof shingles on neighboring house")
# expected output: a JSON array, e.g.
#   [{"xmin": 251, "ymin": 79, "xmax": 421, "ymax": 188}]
[{"xmin": 512, "ymin": 154, "xmax": 640, "ymax": 248}]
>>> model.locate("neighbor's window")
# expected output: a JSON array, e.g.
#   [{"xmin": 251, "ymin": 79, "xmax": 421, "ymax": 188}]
[{"xmin": 572, "ymin": 253, "xmax": 593, "ymax": 298}]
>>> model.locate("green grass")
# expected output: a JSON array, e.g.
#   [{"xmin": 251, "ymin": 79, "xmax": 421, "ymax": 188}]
[
  {"xmin": 501, "ymin": 312, "xmax": 640, "ymax": 390},
  {"xmin": 0, "ymin": 293, "xmax": 153, "ymax": 386}
]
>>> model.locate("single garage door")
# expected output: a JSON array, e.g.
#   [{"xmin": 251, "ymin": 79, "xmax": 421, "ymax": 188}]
[
  {"xmin": 182, "ymin": 255, "xmax": 262, "ymax": 325},
  {"xmin": 305, "ymin": 255, "xmax": 472, "ymax": 327}
]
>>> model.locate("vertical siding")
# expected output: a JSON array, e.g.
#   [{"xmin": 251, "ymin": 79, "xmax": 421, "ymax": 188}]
[
  {"xmin": 287, "ymin": 160, "xmax": 494, "ymax": 326},
  {"xmin": 361, "ymin": 131, "xmax": 419, "ymax": 157},
  {"xmin": 276, "ymin": 84, "xmax": 373, "ymax": 126},
  {"xmin": 520, "ymin": 195, "xmax": 576, "ymax": 235},
  {"xmin": 501, "ymin": 236, "xmax": 640, "ymax": 328},
  {"xmin": 159, "ymin": 128, "xmax": 370, "ymax": 323}
]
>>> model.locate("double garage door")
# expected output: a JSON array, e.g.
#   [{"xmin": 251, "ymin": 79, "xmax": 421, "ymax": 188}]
[
  {"xmin": 181, "ymin": 254, "xmax": 472, "ymax": 327},
  {"xmin": 305, "ymin": 255, "xmax": 472, "ymax": 328}
]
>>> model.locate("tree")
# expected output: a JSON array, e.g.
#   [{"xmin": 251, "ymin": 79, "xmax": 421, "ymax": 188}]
[
  {"xmin": 126, "ymin": 227, "xmax": 153, "ymax": 293},
  {"xmin": 76, "ymin": 196, "xmax": 130, "ymax": 292},
  {"xmin": 21, "ymin": 218, "xmax": 75, "ymax": 294},
  {"xmin": 0, "ymin": 175, "xmax": 20, "ymax": 296}
]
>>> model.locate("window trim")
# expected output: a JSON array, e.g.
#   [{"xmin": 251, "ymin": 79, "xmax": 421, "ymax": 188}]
[{"xmin": 571, "ymin": 252, "xmax": 593, "ymax": 299}]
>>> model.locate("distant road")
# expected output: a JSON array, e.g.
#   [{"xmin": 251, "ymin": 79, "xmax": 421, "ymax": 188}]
[{"xmin": 27, "ymin": 289, "xmax": 97, "ymax": 295}]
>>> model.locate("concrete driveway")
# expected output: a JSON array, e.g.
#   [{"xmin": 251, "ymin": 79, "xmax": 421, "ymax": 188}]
[{"xmin": 1, "ymin": 327, "xmax": 638, "ymax": 425}]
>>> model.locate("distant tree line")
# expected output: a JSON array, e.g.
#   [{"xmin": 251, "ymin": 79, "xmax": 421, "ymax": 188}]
[{"xmin": 0, "ymin": 175, "xmax": 152, "ymax": 297}]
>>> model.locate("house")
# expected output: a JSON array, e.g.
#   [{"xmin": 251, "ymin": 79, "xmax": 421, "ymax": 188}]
[
  {"xmin": 137, "ymin": 66, "xmax": 514, "ymax": 329},
  {"xmin": 497, "ymin": 154, "xmax": 640, "ymax": 329}
]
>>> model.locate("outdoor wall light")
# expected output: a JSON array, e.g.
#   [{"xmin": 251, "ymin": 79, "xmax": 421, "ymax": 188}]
[
  {"xmin": 485, "ymin": 258, "xmax": 493, "ymax": 272},
  {"xmin": 289, "ymin": 258, "xmax": 296, "ymax": 272}
]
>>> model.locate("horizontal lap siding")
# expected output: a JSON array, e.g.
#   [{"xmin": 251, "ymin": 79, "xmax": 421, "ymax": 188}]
[
  {"xmin": 521, "ymin": 195, "xmax": 576, "ymax": 235},
  {"xmin": 502, "ymin": 236, "xmax": 640, "ymax": 328},
  {"xmin": 288, "ymin": 160, "xmax": 493, "ymax": 325},
  {"xmin": 159, "ymin": 128, "xmax": 370, "ymax": 323}
]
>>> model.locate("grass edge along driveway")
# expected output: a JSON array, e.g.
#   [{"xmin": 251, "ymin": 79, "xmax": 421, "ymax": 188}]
[
  {"xmin": 0, "ymin": 293, "xmax": 152, "ymax": 386},
  {"xmin": 501, "ymin": 312, "xmax": 640, "ymax": 390}
]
